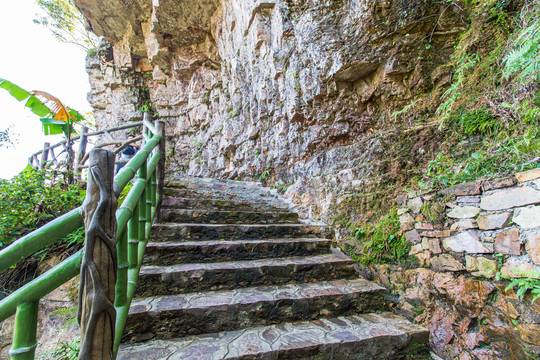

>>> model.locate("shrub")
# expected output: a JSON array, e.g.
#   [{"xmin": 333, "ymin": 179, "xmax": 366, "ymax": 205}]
[{"xmin": 0, "ymin": 166, "xmax": 85, "ymax": 247}]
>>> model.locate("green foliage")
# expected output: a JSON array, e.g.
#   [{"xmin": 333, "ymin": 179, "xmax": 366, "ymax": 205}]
[
  {"xmin": 436, "ymin": 52, "xmax": 479, "ymax": 122},
  {"xmin": 0, "ymin": 166, "xmax": 85, "ymax": 247},
  {"xmin": 503, "ymin": 1, "xmax": 540, "ymax": 82},
  {"xmin": 0, "ymin": 78, "xmax": 84, "ymax": 137},
  {"xmin": 33, "ymin": 0, "xmax": 98, "ymax": 50},
  {"xmin": 504, "ymin": 269, "xmax": 540, "ymax": 304},
  {"xmin": 38, "ymin": 340, "xmax": 79, "ymax": 360},
  {"xmin": 259, "ymin": 163, "xmax": 272, "ymax": 181},
  {"xmin": 420, "ymin": 127, "xmax": 540, "ymax": 189},
  {"xmin": 350, "ymin": 210, "xmax": 410, "ymax": 266},
  {"xmin": 451, "ymin": 107, "xmax": 500, "ymax": 135},
  {"xmin": 117, "ymin": 181, "xmax": 134, "ymax": 205}
]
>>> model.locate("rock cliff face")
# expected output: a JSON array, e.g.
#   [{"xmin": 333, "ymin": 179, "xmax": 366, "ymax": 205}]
[
  {"xmin": 79, "ymin": 0, "xmax": 466, "ymax": 222},
  {"xmin": 77, "ymin": 0, "xmax": 540, "ymax": 358}
]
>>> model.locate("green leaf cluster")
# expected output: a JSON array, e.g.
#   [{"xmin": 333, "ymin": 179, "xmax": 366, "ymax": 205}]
[
  {"xmin": 0, "ymin": 166, "xmax": 85, "ymax": 247},
  {"xmin": 349, "ymin": 210, "xmax": 410, "ymax": 266},
  {"xmin": 504, "ymin": 269, "xmax": 540, "ymax": 304},
  {"xmin": 0, "ymin": 78, "xmax": 84, "ymax": 137}
]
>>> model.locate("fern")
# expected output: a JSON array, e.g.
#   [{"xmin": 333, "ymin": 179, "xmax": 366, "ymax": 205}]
[
  {"xmin": 38, "ymin": 340, "xmax": 79, "ymax": 360},
  {"xmin": 504, "ymin": 269, "xmax": 540, "ymax": 304},
  {"xmin": 503, "ymin": 4, "xmax": 540, "ymax": 82}
]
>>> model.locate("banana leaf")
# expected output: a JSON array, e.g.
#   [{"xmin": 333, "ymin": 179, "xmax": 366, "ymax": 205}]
[{"xmin": 40, "ymin": 118, "xmax": 76, "ymax": 136}]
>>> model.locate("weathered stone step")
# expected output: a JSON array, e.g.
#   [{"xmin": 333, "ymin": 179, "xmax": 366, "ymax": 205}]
[
  {"xmin": 162, "ymin": 197, "xmax": 288, "ymax": 212},
  {"xmin": 135, "ymin": 253, "xmax": 356, "ymax": 297},
  {"xmin": 143, "ymin": 238, "xmax": 332, "ymax": 265},
  {"xmin": 118, "ymin": 312, "xmax": 429, "ymax": 360},
  {"xmin": 164, "ymin": 187, "xmax": 280, "ymax": 203},
  {"xmin": 160, "ymin": 208, "xmax": 299, "ymax": 224},
  {"xmin": 124, "ymin": 279, "xmax": 386, "ymax": 342},
  {"xmin": 150, "ymin": 223, "xmax": 327, "ymax": 242}
]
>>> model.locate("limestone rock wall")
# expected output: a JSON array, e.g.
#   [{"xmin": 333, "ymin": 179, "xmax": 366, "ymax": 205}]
[{"xmin": 78, "ymin": 0, "xmax": 466, "ymax": 223}]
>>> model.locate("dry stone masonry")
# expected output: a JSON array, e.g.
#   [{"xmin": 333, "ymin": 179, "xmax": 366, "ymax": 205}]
[
  {"xmin": 387, "ymin": 168, "xmax": 540, "ymax": 358},
  {"xmin": 400, "ymin": 168, "xmax": 540, "ymax": 278}
]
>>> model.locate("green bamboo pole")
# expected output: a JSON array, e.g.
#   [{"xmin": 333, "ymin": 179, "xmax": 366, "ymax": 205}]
[
  {"xmin": 0, "ymin": 208, "xmax": 82, "ymax": 273},
  {"xmin": 0, "ymin": 251, "xmax": 81, "ymax": 322},
  {"xmin": 115, "ymin": 228, "xmax": 128, "ymax": 308},
  {"xmin": 151, "ymin": 170, "xmax": 157, "ymax": 213},
  {"xmin": 113, "ymin": 202, "xmax": 158, "ymax": 355},
  {"xmin": 114, "ymin": 135, "xmax": 161, "ymax": 195},
  {"xmin": 128, "ymin": 202, "xmax": 139, "ymax": 270},
  {"xmin": 10, "ymin": 301, "xmax": 38, "ymax": 360}
]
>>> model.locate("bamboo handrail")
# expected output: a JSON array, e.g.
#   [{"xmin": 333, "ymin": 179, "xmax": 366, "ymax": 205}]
[{"xmin": 0, "ymin": 113, "xmax": 165, "ymax": 360}]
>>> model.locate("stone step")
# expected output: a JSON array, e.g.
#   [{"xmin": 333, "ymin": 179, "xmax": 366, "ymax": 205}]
[
  {"xmin": 142, "ymin": 238, "xmax": 332, "ymax": 265},
  {"xmin": 135, "ymin": 253, "xmax": 356, "ymax": 297},
  {"xmin": 118, "ymin": 313, "xmax": 429, "ymax": 360},
  {"xmin": 161, "ymin": 197, "xmax": 287, "ymax": 212},
  {"xmin": 150, "ymin": 223, "xmax": 328, "ymax": 242},
  {"xmin": 124, "ymin": 279, "xmax": 386, "ymax": 342},
  {"xmin": 160, "ymin": 208, "xmax": 299, "ymax": 224},
  {"xmin": 163, "ymin": 187, "xmax": 280, "ymax": 203}
]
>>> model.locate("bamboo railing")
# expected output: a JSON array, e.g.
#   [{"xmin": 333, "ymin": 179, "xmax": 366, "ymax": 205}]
[
  {"xmin": 0, "ymin": 113, "xmax": 165, "ymax": 359},
  {"xmin": 28, "ymin": 121, "xmax": 144, "ymax": 176}
]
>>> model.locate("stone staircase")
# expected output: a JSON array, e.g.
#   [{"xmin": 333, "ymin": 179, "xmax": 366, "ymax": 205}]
[{"xmin": 118, "ymin": 177, "xmax": 428, "ymax": 359}]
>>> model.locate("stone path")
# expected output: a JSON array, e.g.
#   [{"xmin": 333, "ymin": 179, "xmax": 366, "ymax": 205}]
[{"xmin": 118, "ymin": 177, "xmax": 428, "ymax": 359}]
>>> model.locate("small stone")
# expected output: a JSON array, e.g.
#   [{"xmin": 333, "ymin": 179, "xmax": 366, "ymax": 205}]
[
  {"xmin": 483, "ymin": 236, "xmax": 494, "ymax": 243},
  {"xmin": 434, "ymin": 230, "xmax": 451, "ymax": 238},
  {"xmin": 465, "ymin": 256, "xmax": 497, "ymax": 278},
  {"xmin": 404, "ymin": 230, "xmax": 421, "ymax": 244},
  {"xmin": 517, "ymin": 324, "xmax": 540, "ymax": 346},
  {"xmin": 482, "ymin": 177, "xmax": 517, "ymax": 191},
  {"xmin": 477, "ymin": 212, "xmax": 511, "ymax": 230},
  {"xmin": 456, "ymin": 196, "xmax": 480, "ymax": 204},
  {"xmin": 501, "ymin": 256, "xmax": 537, "ymax": 278},
  {"xmin": 480, "ymin": 187, "xmax": 540, "ymax": 211},
  {"xmin": 415, "ymin": 214, "xmax": 426, "ymax": 222},
  {"xmin": 423, "ymin": 195, "xmax": 433, "ymax": 201},
  {"xmin": 448, "ymin": 206, "xmax": 481, "ymax": 219},
  {"xmin": 409, "ymin": 244, "xmax": 424, "ymax": 255},
  {"xmin": 431, "ymin": 254, "xmax": 464, "ymax": 271},
  {"xmin": 429, "ymin": 238, "xmax": 442, "ymax": 254},
  {"xmin": 526, "ymin": 232, "xmax": 540, "ymax": 265},
  {"xmin": 534, "ymin": 179, "xmax": 540, "ymax": 189},
  {"xmin": 396, "ymin": 195, "xmax": 407, "ymax": 207},
  {"xmin": 516, "ymin": 168, "xmax": 540, "ymax": 183},
  {"xmin": 415, "ymin": 223, "xmax": 434, "ymax": 230},
  {"xmin": 451, "ymin": 220, "xmax": 478, "ymax": 231},
  {"xmin": 421, "ymin": 237, "xmax": 430, "ymax": 250},
  {"xmin": 399, "ymin": 213, "xmax": 415, "ymax": 226},
  {"xmin": 513, "ymin": 206, "xmax": 540, "ymax": 229},
  {"xmin": 407, "ymin": 197, "xmax": 423, "ymax": 213},
  {"xmin": 415, "ymin": 251, "xmax": 432, "ymax": 266},
  {"xmin": 442, "ymin": 230, "xmax": 491, "ymax": 253},
  {"xmin": 407, "ymin": 191, "xmax": 418, "ymax": 199},
  {"xmin": 397, "ymin": 208, "xmax": 409, "ymax": 216},
  {"xmin": 441, "ymin": 180, "xmax": 482, "ymax": 196},
  {"xmin": 494, "ymin": 228, "xmax": 520, "ymax": 255},
  {"xmin": 505, "ymin": 302, "xmax": 519, "ymax": 319}
]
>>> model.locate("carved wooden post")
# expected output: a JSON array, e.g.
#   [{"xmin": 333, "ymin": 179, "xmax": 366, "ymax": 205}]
[
  {"xmin": 39, "ymin": 142, "xmax": 50, "ymax": 171},
  {"xmin": 78, "ymin": 149, "xmax": 117, "ymax": 360},
  {"xmin": 74, "ymin": 126, "xmax": 89, "ymax": 177},
  {"xmin": 155, "ymin": 120, "xmax": 165, "ymax": 222}
]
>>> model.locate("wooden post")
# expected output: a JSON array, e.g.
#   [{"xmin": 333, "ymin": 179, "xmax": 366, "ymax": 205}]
[
  {"xmin": 155, "ymin": 120, "xmax": 165, "ymax": 222},
  {"xmin": 39, "ymin": 142, "xmax": 50, "ymax": 171},
  {"xmin": 74, "ymin": 126, "xmax": 89, "ymax": 177},
  {"xmin": 78, "ymin": 149, "xmax": 117, "ymax": 360}
]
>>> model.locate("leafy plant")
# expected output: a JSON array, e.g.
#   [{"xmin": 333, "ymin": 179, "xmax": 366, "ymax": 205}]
[
  {"xmin": 504, "ymin": 269, "xmax": 540, "ymax": 304},
  {"xmin": 38, "ymin": 340, "xmax": 80, "ymax": 360},
  {"xmin": 503, "ymin": 1, "xmax": 540, "ymax": 82},
  {"xmin": 33, "ymin": 0, "xmax": 98, "ymax": 51},
  {"xmin": 0, "ymin": 166, "xmax": 85, "ymax": 247},
  {"xmin": 350, "ymin": 210, "xmax": 410, "ymax": 266},
  {"xmin": 259, "ymin": 163, "xmax": 272, "ymax": 181},
  {"xmin": 0, "ymin": 78, "xmax": 85, "ymax": 137}
]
